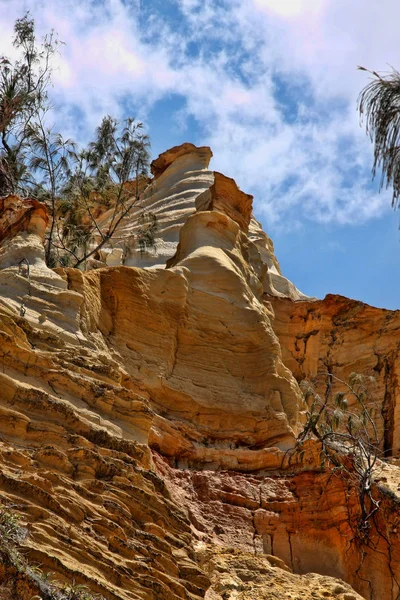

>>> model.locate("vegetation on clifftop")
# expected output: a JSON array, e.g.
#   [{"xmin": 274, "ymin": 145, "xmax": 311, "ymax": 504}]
[{"xmin": 0, "ymin": 14, "xmax": 155, "ymax": 269}]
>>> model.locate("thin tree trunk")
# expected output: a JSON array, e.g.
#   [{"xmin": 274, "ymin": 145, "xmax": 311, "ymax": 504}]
[{"xmin": 73, "ymin": 195, "xmax": 137, "ymax": 268}]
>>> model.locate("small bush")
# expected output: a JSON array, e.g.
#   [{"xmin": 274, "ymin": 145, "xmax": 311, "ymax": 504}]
[{"xmin": 0, "ymin": 506, "xmax": 25, "ymax": 543}]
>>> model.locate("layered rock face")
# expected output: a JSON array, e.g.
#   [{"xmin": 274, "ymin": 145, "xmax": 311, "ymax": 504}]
[
  {"xmin": 92, "ymin": 143, "xmax": 308, "ymax": 301},
  {"xmin": 156, "ymin": 448, "xmax": 400, "ymax": 600},
  {"xmin": 0, "ymin": 195, "xmax": 85, "ymax": 347},
  {"xmin": 71, "ymin": 180, "xmax": 307, "ymax": 467},
  {"xmin": 269, "ymin": 294, "xmax": 400, "ymax": 455},
  {"xmin": 0, "ymin": 144, "xmax": 399, "ymax": 600},
  {"xmin": 0, "ymin": 253, "xmax": 208, "ymax": 597}
]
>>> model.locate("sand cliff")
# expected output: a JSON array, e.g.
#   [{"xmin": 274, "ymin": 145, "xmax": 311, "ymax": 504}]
[{"xmin": 0, "ymin": 144, "xmax": 398, "ymax": 599}]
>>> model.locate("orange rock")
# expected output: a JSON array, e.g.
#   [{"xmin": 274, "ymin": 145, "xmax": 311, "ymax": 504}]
[
  {"xmin": 195, "ymin": 171, "xmax": 253, "ymax": 233},
  {"xmin": 0, "ymin": 195, "xmax": 48, "ymax": 243},
  {"xmin": 0, "ymin": 145, "xmax": 399, "ymax": 600},
  {"xmin": 151, "ymin": 142, "xmax": 213, "ymax": 178},
  {"xmin": 269, "ymin": 293, "xmax": 400, "ymax": 454}
]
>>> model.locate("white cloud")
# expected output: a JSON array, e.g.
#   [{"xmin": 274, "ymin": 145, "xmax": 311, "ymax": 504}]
[
  {"xmin": 0, "ymin": 0, "xmax": 394, "ymax": 227},
  {"xmin": 254, "ymin": 0, "xmax": 326, "ymax": 18}
]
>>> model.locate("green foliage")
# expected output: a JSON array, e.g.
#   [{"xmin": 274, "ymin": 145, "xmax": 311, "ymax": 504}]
[
  {"xmin": 25, "ymin": 116, "xmax": 77, "ymax": 264},
  {"xmin": 358, "ymin": 65, "xmax": 400, "ymax": 208},
  {"xmin": 59, "ymin": 116, "xmax": 153, "ymax": 268},
  {"xmin": 0, "ymin": 13, "xmax": 61, "ymax": 195},
  {"xmin": 88, "ymin": 116, "xmax": 150, "ymax": 187},
  {"xmin": 0, "ymin": 505, "xmax": 24, "ymax": 543},
  {"xmin": 1, "ymin": 15, "xmax": 156, "ymax": 270}
]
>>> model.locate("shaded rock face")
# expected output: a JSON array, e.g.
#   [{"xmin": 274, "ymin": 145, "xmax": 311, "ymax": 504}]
[
  {"xmin": 269, "ymin": 294, "xmax": 400, "ymax": 455},
  {"xmin": 0, "ymin": 144, "xmax": 399, "ymax": 600},
  {"xmin": 156, "ymin": 449, "xmax": 400, "ymax": 600}
]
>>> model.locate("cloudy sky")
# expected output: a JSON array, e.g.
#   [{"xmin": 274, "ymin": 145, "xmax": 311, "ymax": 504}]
[{"xmin": 1, "ymin": 0, "xmax": 399, "ymax": 309}]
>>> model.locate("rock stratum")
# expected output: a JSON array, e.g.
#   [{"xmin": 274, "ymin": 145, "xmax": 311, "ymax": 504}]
[{"xmin": 0, "ymin": 144, "xmax": 399, "ymax": 600}]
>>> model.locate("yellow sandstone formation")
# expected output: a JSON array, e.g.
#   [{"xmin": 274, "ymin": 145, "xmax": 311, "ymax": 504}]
[{"xmin": 0, "ymin": 144, "xmax": 399, "ymax": 600}]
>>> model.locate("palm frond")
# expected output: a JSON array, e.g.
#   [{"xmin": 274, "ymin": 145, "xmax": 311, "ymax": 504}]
[{"xmin": 358, "ymin": 66, "xmax": 400, "ymax": 207}]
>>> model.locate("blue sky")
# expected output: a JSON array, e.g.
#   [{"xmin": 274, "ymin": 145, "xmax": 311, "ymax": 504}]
[{"xmin": 1, "ymin": 0, "xmax": 400, "ymax": 309}]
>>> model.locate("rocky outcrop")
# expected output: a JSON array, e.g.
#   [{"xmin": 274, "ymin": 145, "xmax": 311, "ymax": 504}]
[
  {"xmin": 0, "ymin": 145, "xmax": 400, "ymax": 600},
  {"xmin": 91, "ymin": 144, "xmax": 309, "ymax": 301},
  {"xmin": 156, "ymin": 446, "xmax": 400, "ymax": 600},
  {"xmin": 73, "ymin": 207, "xmax": 307, "ymax": 466},
  {"xmin": 195, "ymin": 172, "xmax": 253, "ymax": 233},
  {"xmin": 0, "ymin": 195, "xmax": 85, "ymax": 345},
  {"xmin": 150, "ymin": 143, "xmax": 212, "ymax": 179},
  {"xmin": 94, "ymin": 144, "xmax": 214, "ymax": 269},
  {"xmin": 269, "ymin": 294, "xmax": 400, "ymax": 455},
  {"xmin": 0, "ymin": 194, "xmax": 51, "ymax": 279}
]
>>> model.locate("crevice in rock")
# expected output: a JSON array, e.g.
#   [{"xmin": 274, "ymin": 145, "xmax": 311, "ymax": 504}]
[{"xmin": 382, "ymin": 353, "xmax": 397, "ymax": 457}]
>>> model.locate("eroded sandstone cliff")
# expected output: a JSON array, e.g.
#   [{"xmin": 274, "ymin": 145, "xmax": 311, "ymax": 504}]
[
  {"xmin": 269, "ymin": 294, "xmax": 400, "ymax": 455},
  {"xmin": 91, "ymin": 144, "xmax": 308, "ymax": 301},
  {"xmin": 0, "ymin": 144, "xmax": 399, "ymax": 600}
]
